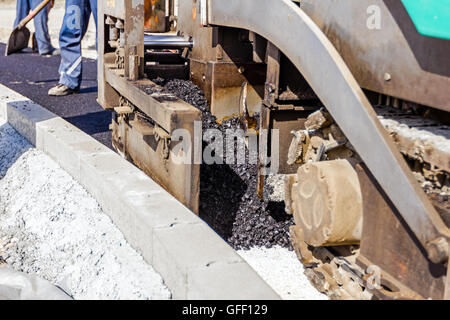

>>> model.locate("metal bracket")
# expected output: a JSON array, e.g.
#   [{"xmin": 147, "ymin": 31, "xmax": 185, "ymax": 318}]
[{"xmin": 200, "ymin": 0, "xmax": 209, "ymax": 26}]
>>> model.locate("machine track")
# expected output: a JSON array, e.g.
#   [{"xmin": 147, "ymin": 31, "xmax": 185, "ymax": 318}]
[
  {"xmin": 376, "ymin": 105, "xmax": 450, "ymax": 225},
  {"xmin": 290, "ymin": 104, "xmax": 450, "ymax": 300},
  {"xmin": 149, "ymin": 78, "xmax": 449, "ymax": 300}
]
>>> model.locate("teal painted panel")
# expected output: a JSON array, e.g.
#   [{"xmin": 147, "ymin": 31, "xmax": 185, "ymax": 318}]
[{"xmin": 401, "ymin": 0, "xmax": 450, "ymax": 40}]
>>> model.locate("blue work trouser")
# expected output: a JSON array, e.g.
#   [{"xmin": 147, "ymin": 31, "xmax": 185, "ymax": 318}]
[
  {"xmin": 58, "ymin": 0, "xmax": 97, "ymax": 90},
  {"xmin": 14, "ymin": 0, "xmax": 53, "ymax": 55}
]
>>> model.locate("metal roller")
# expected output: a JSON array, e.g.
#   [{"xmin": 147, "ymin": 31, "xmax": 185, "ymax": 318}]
[
  {"xmin": 286, "ymin": 160, "xmax": 363, "ymax": 246},
  {"xmin": 144, "ymin": 34, "xmax": 193, "ymax": 49}
]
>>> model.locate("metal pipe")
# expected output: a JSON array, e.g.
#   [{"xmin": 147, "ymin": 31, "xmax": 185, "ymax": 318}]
[{"xmin": 144, "ymin": 34, "xmax": 193, "ymax": 49}]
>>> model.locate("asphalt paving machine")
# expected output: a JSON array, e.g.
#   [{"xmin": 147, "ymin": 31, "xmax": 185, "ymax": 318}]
[{"xmin": 97, "ymin": 0, "xmax": 450, "ymax": 299}]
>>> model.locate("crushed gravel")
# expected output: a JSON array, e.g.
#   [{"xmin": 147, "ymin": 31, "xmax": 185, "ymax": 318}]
[
  {"xmin": 150, "ymin": 78, "xmax": 294, "ymax": 250},
  {"xmin": 0, "ymin": 118, "xmax": 171, "ymax": 300},
  {"xmin": 237, "ymin": 246, "xmax": 327, "ymax": 300}
]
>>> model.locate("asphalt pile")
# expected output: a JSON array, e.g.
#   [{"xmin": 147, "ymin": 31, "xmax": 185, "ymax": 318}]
[{"xmin": 152, "ymin": 78, "xmax": 293, "ymax": 250}]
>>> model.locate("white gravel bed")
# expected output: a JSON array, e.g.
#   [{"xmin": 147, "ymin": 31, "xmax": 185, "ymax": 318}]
[
  {"xmin": 237, "ymin": 246, "xmax": 328, "ymax": 300},
  {"xmin": 0, "ymin": 117, "xmax": 171, "ymax": 300}
]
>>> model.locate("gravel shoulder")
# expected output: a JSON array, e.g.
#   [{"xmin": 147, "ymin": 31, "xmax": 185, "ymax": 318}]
[
  {"xmin": 237, "ymin": 246, "xmax": 327, "ymax": 300},
  {"xmin": 0, "ymin": 117, "xmax": 171, "ymax": 300}
]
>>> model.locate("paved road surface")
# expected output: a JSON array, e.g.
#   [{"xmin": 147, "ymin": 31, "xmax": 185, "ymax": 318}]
[{"xmin": 0, "ymin": 43, "xmax": 112, "ymax": 148}]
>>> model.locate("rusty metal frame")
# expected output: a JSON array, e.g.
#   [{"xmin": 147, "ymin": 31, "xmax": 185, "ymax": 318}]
[
  {"xmin": 177, "ymin": 0, "xmax": 267, "ymax": 120},
  {"xmin": 300, "ymin": 0, "xmax": 450, "ymax": 112},
  {"xmin": 355, "ymin": 163, "xmax": 447, "ymax": 299},
  {"xmin": 105, "ymin": 67, "xmax": 198, "ymax": 133},
  {"xmin": 98, "ymin": 0, "xmax": 201, "ymax": 212}
]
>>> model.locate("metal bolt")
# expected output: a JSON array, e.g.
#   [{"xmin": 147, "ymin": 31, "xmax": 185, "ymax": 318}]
[
  {"xmin": 426, "ymin": 237, "xmax": 449, "ymax": 264},
  {"xmin": 384, "ymin": 73, "xmax": 392, "ymax": 82},
  {"xmin": 267, "ymin": 83, "xmax": 275, "ymax": 94},
  {"xmin": 115, "ymin": 19, "xmax": 124, "ymax": 30},
  {"xmin": 105, "ymin": 16, "xmax": 115, "ymax": 25}
]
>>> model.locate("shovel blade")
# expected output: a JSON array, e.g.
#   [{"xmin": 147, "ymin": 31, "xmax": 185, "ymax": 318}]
[{"xmin": 5, "ymin": 26, "xmax": 30, "ymax": 56}]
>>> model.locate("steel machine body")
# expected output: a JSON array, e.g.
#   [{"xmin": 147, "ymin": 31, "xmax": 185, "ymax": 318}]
[{"xmin": 98, "ymin": 0, "xmax": 450, "ymax": 299}]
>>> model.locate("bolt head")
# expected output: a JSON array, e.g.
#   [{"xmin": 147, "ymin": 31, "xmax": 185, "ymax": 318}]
[{"xmin": 427, "ymin": 237, "xmax": 449, "ymax": 264}]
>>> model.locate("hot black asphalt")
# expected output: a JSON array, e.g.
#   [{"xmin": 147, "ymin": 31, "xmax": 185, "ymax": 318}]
[{"xmin": 0, "ymin": 43, "xmax": 112, "ymax": 148}]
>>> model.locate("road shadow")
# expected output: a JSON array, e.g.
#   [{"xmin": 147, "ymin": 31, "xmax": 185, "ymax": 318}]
[
  {"xmin": 64, "ymin": 110, "xmax": 112, "ymax": 149},
  {"xmin": 79, "ymin": 86, "xmax": 98, "ymax": 94}
]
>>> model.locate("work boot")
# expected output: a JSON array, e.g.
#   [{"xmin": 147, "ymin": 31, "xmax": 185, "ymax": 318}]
[{"xmin": 48, "ymin": 84, "xmax": 78, "ymax": 96}]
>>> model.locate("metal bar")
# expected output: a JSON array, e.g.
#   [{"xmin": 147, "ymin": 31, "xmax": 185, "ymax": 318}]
[
  {"xmin": 105, "ymin": 67, "xmax": 198, "ymax": 133},
  {"xmin": 207, "ymin": 0, "xmax": 450, "ymax": 247},
  {"xmin": 144, "ymin": 34, "xmax": 193, "ymax": 49},
  {"xmin": 124, "ymin": 1, "xmax": 145, "ymax": 79},
  {"xmin": 98, "ymin": 3, "xmax": 121, "ymax": 110}
]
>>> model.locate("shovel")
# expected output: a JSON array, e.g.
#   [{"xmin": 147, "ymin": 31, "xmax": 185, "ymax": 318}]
[{"xmin": 5, "ymin": 0, "xmax": 51, "ymax": 56}]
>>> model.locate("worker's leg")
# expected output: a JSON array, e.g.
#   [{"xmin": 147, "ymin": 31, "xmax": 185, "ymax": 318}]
[
  {"xmin": 85, "ymin": 0, "xmax": 98, "ymax": 50},
  {"xmin": 30, "ymin": 0, "xmax": 54, "ymax": 55},
  {"xmin": 88, "ymin": 0, "xmax": 98, "ymax": 28},
  {"xmin": 58, "ymin": 0, "xmax": 92, "ymax": 90},
  {"xmin": 14, "ymin": 0, "xmax": 30, "ymax": 29}
]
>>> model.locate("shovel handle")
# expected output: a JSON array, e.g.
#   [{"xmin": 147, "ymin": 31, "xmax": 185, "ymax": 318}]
[{"xmin": 17, "ymin": 0, "xmax": 52, "ymax": 29}]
